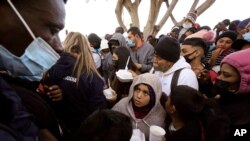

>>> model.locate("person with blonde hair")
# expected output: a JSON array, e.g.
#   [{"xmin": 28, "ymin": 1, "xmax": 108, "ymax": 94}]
[{"xmin": 40, "ymin": 32, "xmax": 107, "ymax": 136}]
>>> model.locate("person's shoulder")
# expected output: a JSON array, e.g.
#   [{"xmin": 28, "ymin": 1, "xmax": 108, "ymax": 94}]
[
  {"xmin": 179, "ymin": 69, "xmax": 197, "ymax": 84},
  {"xmin": 177, "ymin": 67, "xmax": 194, "ymax": 74},
  {"xmin": 112, "ymin": 97, "xmax": 129, "ymax": 109},
  {"xmin": 178, "ymin": 68, "xmax": 198, "ymax": 83},
  {"xmin": 0, "ymin": 129, "xmax": 17, "ymax": 141},
  {"xmin": 143, "ymin": 42, "xmax": 154, "ymax": 49}
]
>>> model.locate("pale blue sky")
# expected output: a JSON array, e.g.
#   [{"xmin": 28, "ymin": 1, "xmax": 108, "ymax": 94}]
[{"xmin": 59, "ymin": 0, "xmax": 249, "ymax": 40}]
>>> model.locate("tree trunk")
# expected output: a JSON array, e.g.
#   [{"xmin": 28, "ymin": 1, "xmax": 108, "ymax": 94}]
[
  {"xmin": 143, "ymin": 0, "xmax": 163, "ymax": 39},
  {"xmin": 115, "ymin": 0, "xmax": 128, "ymax": 31},
  {"xmin": 152, "ymin": 0, "xmax": 178, "ymax": 36},
  {"xmin": 115, "ymin": 0, "xmax": 216, "ymax": 39},
  {"xmin": 123, "ymin": 0, "xmax": 141, "ymax": 28}
]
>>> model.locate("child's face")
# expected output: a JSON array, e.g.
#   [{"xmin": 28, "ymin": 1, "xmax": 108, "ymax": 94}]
[{"xmin": 133, "ymin": 84, "xmax": 150, "ymax": 108}]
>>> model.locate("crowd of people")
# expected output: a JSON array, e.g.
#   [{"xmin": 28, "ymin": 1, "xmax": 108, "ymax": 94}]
[{"xmin": 0, "ymin": 0, "xmax": 250, "ymax": 141}]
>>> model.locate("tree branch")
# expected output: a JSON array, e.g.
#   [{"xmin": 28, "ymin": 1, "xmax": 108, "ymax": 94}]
[
  {"xmin": 165, "ymin": 0, "xmax": 179, "ymax": 26},
  {"xmin": 155, "ymin": 0, "xmax": 178, "ymax": 34},
  {"xmin": 134, "ymin": 0, "xmax": 141, "ymax": 6},
  {"xmin": 115, "ymin": 0, "xmax": 128, "ymax": 31},
  {"xmin": 143, "ymin": 0, "xmax": 163, "ymax": 38},
  {"xmin": 145, "ymin": 0, "xmax": 163, "ymax": 27},
  {"xmin": 189, "ymin": 0, "xmax": 199, "ymax": 12},
  {"xmin": 123, "ymin": 0, "xmax": 140, "ymax": 27},
  {"xmin": 195, "ymin": 0, "xmax": 216, "ymax": 16}
]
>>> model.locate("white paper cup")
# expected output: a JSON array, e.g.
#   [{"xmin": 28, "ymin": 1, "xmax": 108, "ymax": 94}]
[
  {"xmin": 103, "ymin": 88, "xmax": 113, "ymax": 99},
  {"xmin": 149, "ymin": 125, "xmax": 166, "ymax": 141},
  {"xmin": 103, "ymin": 88, "xmax": 117, "ymax": 102}
]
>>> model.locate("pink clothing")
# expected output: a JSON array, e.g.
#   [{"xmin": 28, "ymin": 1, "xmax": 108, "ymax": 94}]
[
  {"xmin": 185, "ymin": 29, "xmax": 216, "ymax": 43},
  {"xmin": 221, "ymin": 49, "xmax": 250, "ymax": 94},
  {"xmin": 209, "ymin": 69, "xmax": 218, "ymax": 83}
]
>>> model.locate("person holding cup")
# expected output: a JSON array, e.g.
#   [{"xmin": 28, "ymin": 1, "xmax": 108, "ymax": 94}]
[
  {"xmin": 112, "ymin": 73, "xmax": 166, "ymax": 141},
  {"xmin": 110, "ymin": 46, "xmax": 139, "ymax": 103},
  {"xmin": 40, "ymin": 32, "xmax": 107, "ymax": 134}
]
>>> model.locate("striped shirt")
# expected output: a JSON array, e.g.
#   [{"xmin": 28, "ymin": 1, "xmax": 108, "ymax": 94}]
[{"xmin": 204, "ymin": 48, "xmax": 235, "ymax": 66}]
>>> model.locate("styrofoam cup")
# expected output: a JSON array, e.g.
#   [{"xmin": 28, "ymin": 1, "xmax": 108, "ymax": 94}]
[{"xmin": 149, "ymin": 125, "xmax": 165, "ymax": 141}]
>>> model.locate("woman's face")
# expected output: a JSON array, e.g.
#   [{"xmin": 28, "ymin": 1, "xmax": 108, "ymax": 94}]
[
  {"xmin": 217, "ymin": 63, "xmax": 241, "ymax": 92},
  {"xmin": 112, "ymin": 53, "xmax": 118, "ymax": 61},
  {"xmin": 133, "ymin": 84, "xmax": 150, "ymax": 107},
  {"xmin": 216, "ymin": 37, "xmax": 234, "ymax": 50}
]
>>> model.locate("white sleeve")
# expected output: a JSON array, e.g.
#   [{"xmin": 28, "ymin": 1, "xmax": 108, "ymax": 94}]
[
  {"xmin": 92, "ymin": 53, "xmax": 101, "ymax": 68},
  {"xmin": 177, "ymin": 68, "xmax": 199, "ymax": 90}
]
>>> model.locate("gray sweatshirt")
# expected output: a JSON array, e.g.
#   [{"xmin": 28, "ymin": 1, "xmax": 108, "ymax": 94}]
[
  {"xmin": 112, "ymin": 73, "xmax": 166, "ymax": 141},
  {"xmin": 129, "ymin": 43, "xmax": 154, "ymax": 73}
]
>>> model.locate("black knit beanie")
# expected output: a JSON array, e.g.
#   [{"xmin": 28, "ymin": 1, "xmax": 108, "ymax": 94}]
[
  {"xmin": 215, "ymin": 31, "xmax": 237, "ymax": 44},
  {"xmin": 155, "ymin": 36, "xmax": 180, "ymax": 63}
]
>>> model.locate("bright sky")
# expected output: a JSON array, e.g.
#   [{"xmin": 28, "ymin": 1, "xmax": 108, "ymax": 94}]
[{"xmin": 59, "ymin": 0, "xmax": 249, "ymax": 40}]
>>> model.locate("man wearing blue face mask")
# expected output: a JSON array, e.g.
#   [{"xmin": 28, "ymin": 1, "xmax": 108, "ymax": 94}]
[
  {"xmin": 126, "ymin": 27, "xmax": 154, "ymax": 73},
  {"xmin": 0, "ymin": 0, "xmax": 67, "ymax": 140}
]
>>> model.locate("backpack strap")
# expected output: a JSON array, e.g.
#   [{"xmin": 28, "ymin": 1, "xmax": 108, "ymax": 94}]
[
  {"xmin": 92, "ymin": 51, "xmax": 103, "ymax": 75},
  {"xmin": 170, "ymin": 68, "xmax": 183, "ymax": 91}
]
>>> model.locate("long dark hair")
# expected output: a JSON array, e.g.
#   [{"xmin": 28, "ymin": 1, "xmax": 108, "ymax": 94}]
[
  {"xmin": 113, "ymin": 47, "xmax": 137, "ymax": 71},
  {"xmin": 170, "ymin": 85, "xmax": 205, "ymax": 122},
  {"xmin": 170, "ymin": 85, "xmax": 230, "ymax": 141}
]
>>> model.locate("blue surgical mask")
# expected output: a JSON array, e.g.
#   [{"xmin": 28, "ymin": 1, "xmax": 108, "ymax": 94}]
[
  {"xmin": 182, "ymin": 23, "xmax": 192, "ymax": 29},
  {"xmin": 243, "ymin": 32, "xmax": 250, "ymax": 42},
  {"xmin": 0, "ymin": 39, "xmax": 59, "ymax": 81},
  {"xmin": 127, "ymin": 39, "xmax": 136, "ymax": 48},
  {"xmin": 0, "ymin": 0, "xmax": 60, "ymax": 81}
]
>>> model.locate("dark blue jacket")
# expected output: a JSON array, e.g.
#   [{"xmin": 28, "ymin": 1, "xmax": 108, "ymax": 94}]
[
  {"xmin": 45, "ymin": 52, "xmax": 107, "ymax": 132},
  {"xmin": 0, "ymin": 77, "xmax": 39, "ymax": 141}
]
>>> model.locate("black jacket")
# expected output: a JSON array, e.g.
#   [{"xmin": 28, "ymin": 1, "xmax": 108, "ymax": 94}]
[
  {"xmin": 0, "ymin": 76, "xmax": 39, "ymax": 141},
  {"xmin": 165, "ymin": 116, "xmax": 202, "ymax": 141},
  {"xmin": 45, "ymin": 52, "xmax": 108, "ymax": 132}
]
